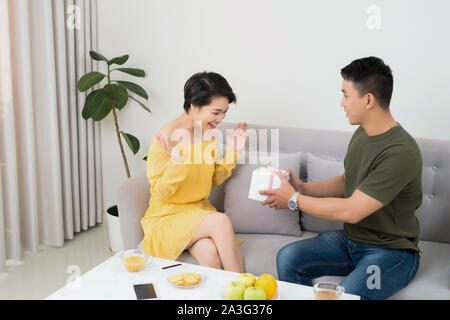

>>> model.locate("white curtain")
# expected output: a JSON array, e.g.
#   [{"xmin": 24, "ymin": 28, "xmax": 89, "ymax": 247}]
[{"xmin": 0, "ymin": 0, "xmax": 103, "ymax": 272}]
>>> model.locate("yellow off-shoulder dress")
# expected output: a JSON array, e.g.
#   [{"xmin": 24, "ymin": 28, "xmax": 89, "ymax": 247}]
[{"xmin": 141, "ymin": 136, "xmax": 241, "ymax": 260}]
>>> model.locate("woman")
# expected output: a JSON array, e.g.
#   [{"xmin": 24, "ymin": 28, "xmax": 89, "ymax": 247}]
[{"xmin": 141, "ymin": 71, "xmax": 248, "ymax": 272}]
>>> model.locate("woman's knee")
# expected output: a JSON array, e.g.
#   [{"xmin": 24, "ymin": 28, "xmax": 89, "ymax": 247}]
[{"xmin": 207, "ymin": 212, "xmax": 234, "ymax": 235}]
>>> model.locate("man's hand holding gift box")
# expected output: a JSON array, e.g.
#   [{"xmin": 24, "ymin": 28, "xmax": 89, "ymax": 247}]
[{"xmin": 248, "ymin": 165, "xmax": 291, "ymax": 203}]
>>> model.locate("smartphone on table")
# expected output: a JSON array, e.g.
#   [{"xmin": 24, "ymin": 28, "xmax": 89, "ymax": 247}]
[{"xmin": 133, "ymin": 282, "xmax": 159, "ymax": 300}]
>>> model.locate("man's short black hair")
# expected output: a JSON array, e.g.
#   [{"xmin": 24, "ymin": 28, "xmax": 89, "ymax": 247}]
[
  {"xmin": 341, "ymin": 57, "xmax": 393, "ymax": 110},
  {"xmin": 183, "ymin": 72, "xmax": 236, "ymax": 113}
]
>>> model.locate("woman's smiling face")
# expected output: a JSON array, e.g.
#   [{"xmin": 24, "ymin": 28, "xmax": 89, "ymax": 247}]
[{"xmin": 189, "ymin": 96, "xmax": 230, "ymax": 131}]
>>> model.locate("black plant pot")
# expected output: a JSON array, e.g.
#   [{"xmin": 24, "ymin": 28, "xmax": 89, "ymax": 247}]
[
  {"xmin": 106, "ymin": 205, "xmax": 123, "ymax": 254},
  {"xmin": 107, "ymin": 205, "xmax": 119, "ymax": 217}
]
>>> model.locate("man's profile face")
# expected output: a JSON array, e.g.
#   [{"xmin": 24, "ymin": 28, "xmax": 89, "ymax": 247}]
[{"xmin": 340, "ymin": 79, "xmax": 367, "ymax": 125}]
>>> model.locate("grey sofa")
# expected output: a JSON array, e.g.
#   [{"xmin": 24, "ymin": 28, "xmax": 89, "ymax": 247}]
[{"xmin": 117, "ymin": 122, "xmax": 450, "ymax": 300}]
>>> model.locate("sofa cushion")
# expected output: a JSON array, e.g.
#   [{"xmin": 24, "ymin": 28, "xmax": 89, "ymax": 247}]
[
  {"xmin": 388, "ymin": 240, "xmax": 450, "ymax": 299},
  {"xmin": 208, "ymin": 182, "xmax": 225, "ymax": 213},
  {"xmin": 301, "ymin": 153, "xmax": 345, "ymax": 232},
  {"xmin": 223, "ymin": 152, "xmax": 302, "ymax": 236}
]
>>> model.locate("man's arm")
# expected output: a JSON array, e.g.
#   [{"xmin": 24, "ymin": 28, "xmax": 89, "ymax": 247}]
[
  {"xmin": 260, "ymin": 172, "xmax": 383, "ymax": 224},
  {"xmin": 296, "ymin": 188, "xmax": 384, "ymax": 224},
  {"xmin": 300, "ymin": 172, "xmax": 346, "ymax": 198}
]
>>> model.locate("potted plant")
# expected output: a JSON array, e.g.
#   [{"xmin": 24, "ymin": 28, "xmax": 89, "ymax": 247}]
[{"xmin": 77, "ymin": 50, "xmax": 150, "ymax": 253}]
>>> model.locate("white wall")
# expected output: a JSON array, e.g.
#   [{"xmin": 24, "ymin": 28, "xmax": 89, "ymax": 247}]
[{"xmin": 97, "ymin": 0, "xmax": 450, "ymax": 208}]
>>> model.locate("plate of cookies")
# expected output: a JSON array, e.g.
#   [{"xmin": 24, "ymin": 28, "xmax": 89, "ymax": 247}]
[{"xmin": 167, "ymin": 271, "xmax": 205, "ymax": 289}]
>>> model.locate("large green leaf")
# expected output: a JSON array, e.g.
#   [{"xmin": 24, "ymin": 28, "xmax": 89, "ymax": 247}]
[
  {"xmin": 114, "ymin": 68, "xmax": 145, "ymax": 77},
  {"xmin": 77, "ymin": 72, "xmax": 105, "ymax": 92},
  {"xmin": 82, "ymin": 88, "xmax": 105, "ymax": 119},
  {"xmin": 120, "ymin": 131, "xmax": 140, "ymax": 155},
  {"xmin": 105, "ymin": 84, "xmax": 128, "ymax": 110},
  {"xmin": 116, "ymin": 80, "xmax": 148, "ymax": 100},
  {"xmin": 107, "ymin": 54, "xmax": 129, "ymax": 66},
  {"xmin": 89, "ymin": 50, "xmax": 108, "ymax": 62},
  {"xmin": 129, "ymin": 95, "xmax": 151, "ymax": 114},
  {"xmin": 91, "ymin": 96, "xmax": 112, "ymax": 121}
]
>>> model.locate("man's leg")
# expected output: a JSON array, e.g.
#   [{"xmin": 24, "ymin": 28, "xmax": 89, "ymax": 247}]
[
  {"xmin": 277, "ymin": 230, "xmax": 354, "ymax": 286},
  {"xmin": 339, "ymin": 242, "xmax": 420, "ymax": 300}
]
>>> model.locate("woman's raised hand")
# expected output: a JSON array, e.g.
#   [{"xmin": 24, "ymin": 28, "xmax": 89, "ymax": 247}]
[
  {"xmin": 156, "ymin": 133, "xmax": 179, "ymax": 160},
  {"xmin": 226, "ymin": 122, "xmax": 249, "ymax": 153},
  {"xmin": 156, "ymin": 133, "xmax": 172, "ymax": 155}
]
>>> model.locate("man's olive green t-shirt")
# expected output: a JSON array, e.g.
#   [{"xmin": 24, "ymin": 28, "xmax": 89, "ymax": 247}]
[{"xmin": 343, "ymin": 123, "xmax": 423, "ymax": 252}]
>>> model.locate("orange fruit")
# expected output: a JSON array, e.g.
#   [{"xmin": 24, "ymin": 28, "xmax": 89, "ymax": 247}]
[{"xmin": 255, "ymin": 274, "xmax": 277, "ymax": 299}]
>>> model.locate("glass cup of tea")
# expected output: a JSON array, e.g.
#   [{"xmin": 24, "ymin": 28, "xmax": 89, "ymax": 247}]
[
  {"xmin": 313, "ymin": 282, "xmax": 345, "ymax": 300},
  {"xmin": 121, "ymin": 249, "xmax": 150, "ymax": 272}
]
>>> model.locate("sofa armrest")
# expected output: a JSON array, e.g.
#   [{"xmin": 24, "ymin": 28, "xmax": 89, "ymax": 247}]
[{"xmin": 117, "ymin": 172, "xmax": 150, "ymax": 250}]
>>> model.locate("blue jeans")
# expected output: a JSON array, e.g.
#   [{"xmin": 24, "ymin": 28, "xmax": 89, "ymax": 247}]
[{"xmin": 277, "ymin": 230, "xmax": 420, "ymax": 300}]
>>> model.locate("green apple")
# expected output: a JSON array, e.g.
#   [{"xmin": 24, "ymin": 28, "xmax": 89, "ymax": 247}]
[
  {"xmin": 225, "ymin": 281, "xmax": 246, "ymax": 300},
  {"xmin": 235, "ymin": 273, "xmax": 256, "ymax": 288},
  {"xmin": 244, "ymin": 286, "xmax": 267, "ymax": 300}
]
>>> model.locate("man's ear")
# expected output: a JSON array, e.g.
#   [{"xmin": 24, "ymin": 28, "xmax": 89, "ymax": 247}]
[{"xmin": 365, "ymin": 92, "xmax": 376, "ymax": 110}]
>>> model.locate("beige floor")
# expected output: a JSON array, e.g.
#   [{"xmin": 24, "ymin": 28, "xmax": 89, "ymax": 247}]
[{"xmin": 0, "ymin": 219, "xmax": 113, "ymax": 300}]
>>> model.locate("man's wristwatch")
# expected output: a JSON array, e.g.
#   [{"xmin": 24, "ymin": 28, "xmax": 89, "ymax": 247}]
[{"xmin": 288, "ymin": 192, "xmax": 300, "ymax": 211}]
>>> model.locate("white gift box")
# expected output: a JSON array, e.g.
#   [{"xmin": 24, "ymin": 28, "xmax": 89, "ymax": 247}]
[{"xmin": 248, "ymin": 166, "xmax": 290, "ymax": 201}]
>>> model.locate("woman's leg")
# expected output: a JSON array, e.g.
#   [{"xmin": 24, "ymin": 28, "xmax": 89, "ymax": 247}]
[
  {"xmin": 188, "ymin": 238, "xmax": 223, "ymax": 270},
  {"xmin": 186, "ymin": 212, "xmax": 244, "ymax": 273}
]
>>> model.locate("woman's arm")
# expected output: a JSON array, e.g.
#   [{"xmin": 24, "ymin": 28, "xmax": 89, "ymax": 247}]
[
  {"xmin": 211, "ymin": 122, "xmax": 248, "ymax": 188},
  {"xmin": 147, "ymin": 136, "xmax": 191, "ymax": 202},
  {"xmin": 212, "ymin": 145, "xmax": 241, "ymax": 188},
  {"xmin": 148, "ymin": 159, "xmax": 191, "ymax": 202}
]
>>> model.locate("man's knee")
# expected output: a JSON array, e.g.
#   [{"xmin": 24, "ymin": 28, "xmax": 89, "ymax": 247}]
[
  {"xmin": 277, "ymin": 242, "xmax": 300, "ymax": 267},
  {"xmin": 277, "ymin": 237, "xmax": 318, "ymax": 267},
  {"xmin": 276, "ymin": 235, "xmax": 352, "ymax": 285},
  {"xmin": 276, "ymin": 241, "xmax": 310, "ymax": 282}
]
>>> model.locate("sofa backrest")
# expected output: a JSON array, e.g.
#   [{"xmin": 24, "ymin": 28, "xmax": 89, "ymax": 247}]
[
  {"xmin": 216, "ymin": 122, "xmax": 450, "ymax": 244},
  {"xmin": 117, "ymin": 122, "xmax": 450, "ymax": 249}
]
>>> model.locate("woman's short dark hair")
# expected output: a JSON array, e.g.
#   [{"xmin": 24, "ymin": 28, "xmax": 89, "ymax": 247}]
[
  {"xmin": 183, "ymin": 72, "xmax": 236, "ymax": 113},
  {"xmin": 341, "ymin": 56, "xmax": 393, "ymax": 110}
]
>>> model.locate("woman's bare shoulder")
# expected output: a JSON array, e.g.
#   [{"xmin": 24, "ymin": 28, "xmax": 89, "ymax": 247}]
[{"xmin": 155, "ymin": 121, "xmax": 176, "ymax": 141}]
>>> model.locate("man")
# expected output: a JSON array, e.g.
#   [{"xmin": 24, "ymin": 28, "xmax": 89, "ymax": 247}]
[{"xmin": 260, "ymin": 57, "xmax": 422, "ymax": 300}]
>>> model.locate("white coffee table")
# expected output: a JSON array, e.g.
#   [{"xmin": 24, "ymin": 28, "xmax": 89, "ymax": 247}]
[{"xmin": 45, "ymin": 253, "xmax": 359, "ymax": 300}]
